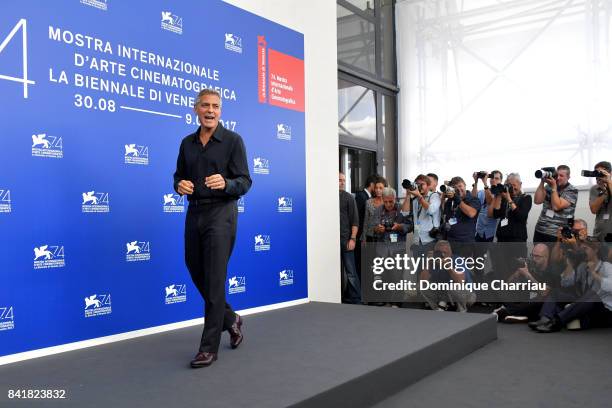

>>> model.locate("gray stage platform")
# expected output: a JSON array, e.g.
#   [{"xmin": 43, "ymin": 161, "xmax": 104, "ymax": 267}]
[{"xmin": 0, "ymin": 302, "xmax": 496, "ymax": 408}]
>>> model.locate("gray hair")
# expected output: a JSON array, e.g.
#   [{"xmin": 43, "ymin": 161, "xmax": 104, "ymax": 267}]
[
  {"xmin": 573, "ymin": 218, "xmax": 588, "ymax": 229},
  {"xmin": 194, "ymin": 88, "xmax": 222, "ymax": 107},
  {"xmin": 506, "ymin": 173, "xmax": 521, "ymax": 183},
  {"xmin": 382, "ymin": 187, "xmax": 396, "ymax": 198}
]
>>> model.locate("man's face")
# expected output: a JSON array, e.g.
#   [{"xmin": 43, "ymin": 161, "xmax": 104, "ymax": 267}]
[
  {"xmin": 454, "ymin": 181, "xmax": 466, "ymax": 197},
  {"xmin": 383, "ymin": 195, "xmax": 395, "ymax": 211},
  {"xmin": 416, "ymin": 179, "xmax": 429, "ymax": 193},
  {"xmin": 573, "ymin": 221, "xmax": 588, "ymax": 241},
  {"xmin": 374, "ymin": 182, "xmax": 385, "ymax": 197},
  {"xmin": 491, "ymin": 172, "xmax": 502, "ymax": 186},
  {"xmin": 194, "ymin": 94, "xmax": 221, "ymax": 130},
  {"xmin": 339, "ymin": 174, "xmax": 346, "ymax": 191},
  {"xmin": 556, "ymin": 169, "xmax": 569, "ymax": 187},
  {"xmin": 531, "ymin": 245, "xmax": 549, "ymax": 270},
  {"xmin": 507, "ymin": 178, "xmax": 521, "ymax": 195},
  {"xmin": 435, "ymin": 243, "xmax": 452, "ymax": 259}
]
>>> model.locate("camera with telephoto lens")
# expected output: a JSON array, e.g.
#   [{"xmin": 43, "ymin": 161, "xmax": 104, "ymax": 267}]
[
  {"xmin": 581, "ymin": 170, "xmax": 605, "ymax": 178},
  {"xmin": 535, "ymin": 167, "xmax": 557, "ymax": 179},
  {"xmin": 491, "ymin": 183, "xmax": 514, "ymax": 195},
  {"xmin": 402, "ymin": 179, "xmax": 415, "ymax": 191},
  {"xmin": 439, "ymin": 183, "xmax": 455, "ymax": 195}
]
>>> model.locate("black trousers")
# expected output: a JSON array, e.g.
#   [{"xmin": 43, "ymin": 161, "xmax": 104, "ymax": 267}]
[{"xmin": 185, "ymin": 200, "xmax": 238, "ymax": 353}]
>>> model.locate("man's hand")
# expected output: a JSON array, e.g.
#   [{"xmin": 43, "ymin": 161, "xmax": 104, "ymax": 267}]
[
  {"xmin": 177, "ymin": 180, "xmax": 194, "ymax": 195},
  {"xmin": 409, "ymin": 188, "xmax": 421, "ymax": 198},
  {"xmin": 391, "ymin": 223, "xmax": 403, "ymax": 231},
  {"xmin": 346, "ymin": 239, "xmax": 356, "ymax": 251},
  {"xmin": 545, "ymin": 177, "xmax": 557, "ymax": 188},
  {"xmin": 374, "ymin": 224, "xmax": 385, "ymax": 234},
  {"xmin": 205, "ymin": 174, "xmax": 226, "ymax": 190},
  {"xmin": 517, "ymin": 265, "xmax": 530, "ymax": 278}
]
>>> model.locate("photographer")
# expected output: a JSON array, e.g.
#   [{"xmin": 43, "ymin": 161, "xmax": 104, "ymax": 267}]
[
  {"xmin": 420, "ymin": 240, "xmax": 477, "ymax": 312},
  {"xmin": 472, "ymin": 170, "xmax": 502, "ymax": 243},
  {"xmin": 488, "ymin": 173, "xmax": 532, "ymax": 279},
  {"xmin": 373, "ymin": 187, "xmax": 413, "ymax": 243},
  {"xmin": 533, "ymin": 238, "xmax": 612, "ymax": 332},
  {"xmin": 401, "ymin": 174, "xmax": 441, "ymax": 251},
  {"xmin": 533, "ymin": 165, "xmax": 578, "ymax": 242},
  {"xmin": 441, "ymin": 177, "xmax": 481, "ymax": 257},
  {"xmin": 493, "ymin": 244, "xmax": 559, "ymax": 323},
  {"xmin": 550, "ymin": 218, "xmax": 588, "ymax": 267},
  {"xmin": 588, "ymin": 161, "xmax": 612, "ymax": 242}
]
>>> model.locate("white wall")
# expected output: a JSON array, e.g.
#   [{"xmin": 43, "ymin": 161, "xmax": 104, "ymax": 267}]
[{"xmin": 224, "ymin": 0, "xmax": 340, "ymax": 303}]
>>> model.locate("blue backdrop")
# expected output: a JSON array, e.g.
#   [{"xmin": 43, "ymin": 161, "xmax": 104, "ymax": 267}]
[{"xmin": 0, "ymin": 0, "xmax": 307, "ymax": 357}]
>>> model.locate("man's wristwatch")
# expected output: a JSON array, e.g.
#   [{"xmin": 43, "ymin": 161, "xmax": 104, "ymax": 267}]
[{"xmin": 349, "ymin": 237, "xmax": 356, "ymax": 241}]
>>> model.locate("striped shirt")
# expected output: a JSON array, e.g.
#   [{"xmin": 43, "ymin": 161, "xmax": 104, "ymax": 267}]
[{"xmin": 535, "ymin": 183, "xmax": 578, "ymax": 237}]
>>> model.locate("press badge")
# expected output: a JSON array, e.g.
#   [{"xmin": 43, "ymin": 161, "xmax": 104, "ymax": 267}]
[
  {"xmin": 390, "ymin": 233, "xmax": 398, "ymax": 243},
  {"xmin": 546, "ymin": 209, "xmax": 555, "ymax": 218},
  {"xmin": 449, "ymin": 218, "xmax": 458, "ymax": 226},
  {"xmin": 500, "ymin": 218, "xmax": 509, "ymax": 227}
]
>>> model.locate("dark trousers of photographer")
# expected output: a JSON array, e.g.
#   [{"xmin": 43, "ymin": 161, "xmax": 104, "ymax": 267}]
[{"xmin": 539, "ymin": 288, "xmax": 612, "ymax": 328}]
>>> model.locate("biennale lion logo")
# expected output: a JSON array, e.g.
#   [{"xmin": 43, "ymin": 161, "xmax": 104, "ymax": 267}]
[
  {"xmin": 161, "ymin": 11, "xmax": 174, "ymax": 24},
  {"xmin": 278, "ymin": 197, "xmax": 288, "ymax": 207},
  {"xmin": 124, "ymin": 144, "xmax": 139, "ymax": 157},
  {"xmin": 228, "ymin": 277, "xmax": 240, "ymax": 288},
  {"xmin": 34, "ymin": 245, "xmax": 53, "ymax": 260},
  {"xmin": 82, "ymin": 191, "xmax": 98, "ymax": 205},
  {"xmin": 126, "ymin": 241, "xmax": 141, "ymax": 254},
  {"xmin": 165, "ymin": 285, "xmax": 178, "ymax": 297},
  {"xmin": 255, "ymin": 235, "xmax": 265, "ymax": 246},
  {"xmin": 280, "ymin": 270, "xmax": 289, "ymax": 280},
  {"xmin": 254, "ymin": 157, "xmax": 265, "ymax": 168},
  {"xmin": 225, "ymin": 33, "xmax": 237, "ymax": 46},
  {"xmin": 84, "ymin": 295, "xmax": 101, "ymax": 309},
  {"xmin": 163, "ymin": 194, "xmax": 177, "ymax": 206},
  {"xmin": 32, "ymin": 134, "xmax": 50, "ymax": 148}
]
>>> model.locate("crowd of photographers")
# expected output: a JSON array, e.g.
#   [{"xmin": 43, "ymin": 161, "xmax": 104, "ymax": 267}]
[{"xmin": 339, "ymin": 160, "xmax": 612, "ymax": 333}]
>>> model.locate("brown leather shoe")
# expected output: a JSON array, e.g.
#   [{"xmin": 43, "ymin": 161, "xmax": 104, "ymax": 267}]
[
  {"xmin": 229, "ymin": 314, "xmax": 243, "ymax": 349},
  {"xmin": 190, "ymin": 352, "xmax": 217, "ymax": 368}
]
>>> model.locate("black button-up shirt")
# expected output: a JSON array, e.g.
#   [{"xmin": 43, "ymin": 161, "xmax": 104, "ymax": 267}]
[{"xmin": 173, "ymin": 124, "xmax": 252, "ymax": 201}]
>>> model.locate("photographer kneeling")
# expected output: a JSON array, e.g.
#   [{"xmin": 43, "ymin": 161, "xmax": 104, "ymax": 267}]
[{"xmin": 420, "ymin": 240, "xmax": 477, "ymax": 312}]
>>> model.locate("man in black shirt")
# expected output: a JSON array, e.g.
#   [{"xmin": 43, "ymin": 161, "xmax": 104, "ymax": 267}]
[
  {"xmin": 441, "ymin": 177, "xmax": 480, "ymax": 257},
  {"xmin": 173, "ymin": 89, "xmax": 252, "ymax": 368},
  {"xmin": 339, "ymin": 172, "xmax": 361, "ymax": 303}
]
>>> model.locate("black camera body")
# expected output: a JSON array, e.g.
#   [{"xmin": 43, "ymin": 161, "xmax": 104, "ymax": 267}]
[
  {"xmin": 490, "ymin": 183, "xmax": 514, "ymax": 195},
  {"xmin": 402, "ymin": 179, "xmax": 415, "ymax": 191},
  {"xmin": 535, "ymin": 167, "xmax": 557, "ymax": 179},
  {"xmin": 581, "ymin": 170, "xmax": 605, "ymax": 178},
  {"xmin": 561, "ymin": 218, "xmax": 575, "ymax": 240},
  {"xmin": 382, "ymin": 216, "xmax": 395, "ymax": 231}
]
